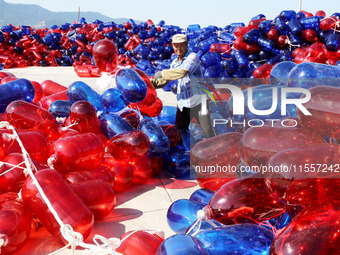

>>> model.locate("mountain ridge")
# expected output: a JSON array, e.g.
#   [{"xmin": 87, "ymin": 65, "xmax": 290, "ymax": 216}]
[{"xmin": 0, "ymin": 0, "xmax": 137, "ymax": 28}]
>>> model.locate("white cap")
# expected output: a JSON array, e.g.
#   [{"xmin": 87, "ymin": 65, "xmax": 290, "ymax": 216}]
[{"xmin": 172, "ymin": 34, "xmax": 187, "ymax": 43}]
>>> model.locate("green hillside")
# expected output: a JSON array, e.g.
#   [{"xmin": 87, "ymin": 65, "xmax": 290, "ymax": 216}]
[{"xmin": 0, "ymin": 0, "xmax": 137, "ymax": 28}]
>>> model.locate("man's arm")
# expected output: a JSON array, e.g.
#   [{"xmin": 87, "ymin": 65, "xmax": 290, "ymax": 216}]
[
  {"xmin": 151, "ymin": 68, "xmax": 189, "ymax": 88},
  {"xmin": 161, "ymin": 68, "xmax": 189, "ymax": 80}
]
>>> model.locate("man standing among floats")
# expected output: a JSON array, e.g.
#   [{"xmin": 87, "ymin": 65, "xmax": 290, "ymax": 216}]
[{"xmin": 151, "ymin": 34, "xmax": 216, "ymax": 139}]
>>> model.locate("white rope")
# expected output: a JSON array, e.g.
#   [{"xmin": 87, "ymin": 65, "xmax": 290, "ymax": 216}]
[
  {"xmin": 0, "ymin": 161, "xmax": 28, "ymax": 177},
  {"xmin": 0, "ymin": 121, "xmax": 164, "ymax": 255},
  {"xmin": 1, "ymin": 126, "xmax": 67, "ymax": 229},
  {"xmin": 47, "ymin": 155, "xmax": 57, "ymax": 169},
  {"xmin": 93, "ymin": 235, "xmax": 121, "ymax": 250},
  {"xmin": 61, "ymin": 121, "xmax": 78, "ymax": 131},
  {"xmin": 327, "ymin": 16, "xmax": 340, "ymax": 34},
  {"xmin": 303, "ymin": 52, "xmax": 312, "ymax": 63},
  {"xmin": 0, "ymin": 234, "xmax": 8, "ymax": 252},
  {"xmin": 56, "ymin": 117, "xmax": 67, "ymax": 123},
  {"xmin": 52, "ymin": 229, "xmax": 165, "ymax": 255},
  {"xmin": 284, "ymin": 36, "xmax": 300, "ymax": 52},
  {"xmin": 248, "ymin": 59, "xmax": 268, "ymax": 66},
  {"xmin": 2, "ymin": 133, "xmax": 17, "ymax": 142},
  {"xmin": 96, "ymin": 111, "xmax": 104, "ymax": 118},
  {"xmin": 48, "ymin": 231, "xmax": 124, "ymax": 255},
  {"xmin": 185, "ymin": 206, "xmax": 218, "ymax": 236},
  {"xmin": 336, "ymin": 19, "xmax": 340, "ymax": 32},
  {"xmin": 0, "ymin": 122, "xmax": 38, "ymax": 174}
]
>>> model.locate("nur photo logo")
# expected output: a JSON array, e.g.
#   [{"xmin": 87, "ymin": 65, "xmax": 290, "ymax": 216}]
[{"xmin": 199, "ymin": 83, "xmax": 312, "ymax": 128}]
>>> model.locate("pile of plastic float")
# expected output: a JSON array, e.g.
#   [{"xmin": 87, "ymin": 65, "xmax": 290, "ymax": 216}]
[
  {"xmin": 1, "ymin": 9, "xmax": 340, "ymax": 255},
  {"xmin": 2, "ymin": 9, "xmax": 340, "ymax": 78},
  {"xmin": 1, "ymin": 58, "xmax": 340, "ymax": 255},
  {"xmin": 166, "ymin": 63, "xmax": 340, "ymax": 254},
  {"xmin": 0, "ymin": 17, "xmax": 179, "ymax": 76},
  {"xmin": 0, "ymin": 63, "xmax": 186, "ymax": 254}
]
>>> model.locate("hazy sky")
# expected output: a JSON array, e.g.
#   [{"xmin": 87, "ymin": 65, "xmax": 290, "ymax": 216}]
[{"xmin": 4, "ymin": 0, "xmax": 340, "ymax": 28}]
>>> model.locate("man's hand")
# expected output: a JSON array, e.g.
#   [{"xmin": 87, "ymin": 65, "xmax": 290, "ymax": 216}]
[{"xmin": 151, "ymin": 77, "xmax": 169, "ymax": 88}]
